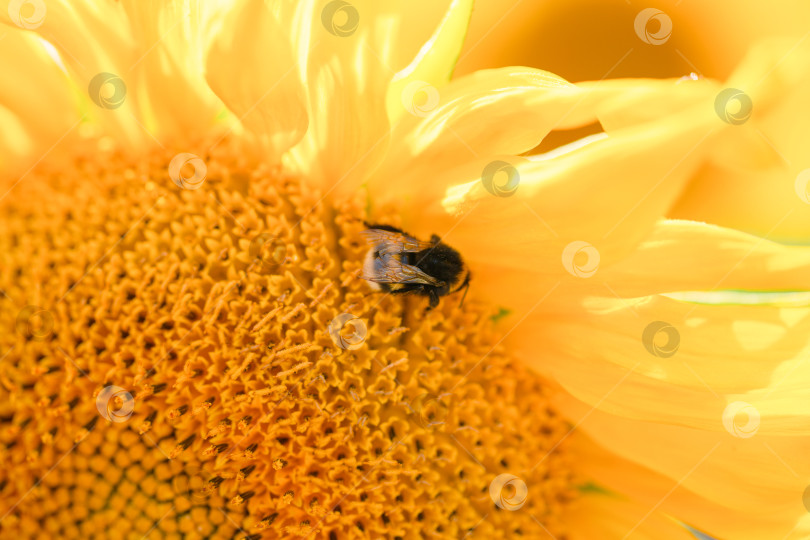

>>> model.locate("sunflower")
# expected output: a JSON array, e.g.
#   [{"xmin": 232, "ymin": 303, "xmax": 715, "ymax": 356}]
[{"xmin": 1, "ymin": 1, "xmax": 809, "ymax": 539}]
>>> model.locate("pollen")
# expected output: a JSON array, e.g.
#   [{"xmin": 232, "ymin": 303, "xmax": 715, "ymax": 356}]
[{"xmin": 0, "ymin": 139, "xmax": 577, "ymax": 538}]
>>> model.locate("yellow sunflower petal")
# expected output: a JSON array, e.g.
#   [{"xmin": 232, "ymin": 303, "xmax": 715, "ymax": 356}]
[
  {"xmin": 385, "ymin": 0, "xmax": 474, "ymax": 122},
  {"xmin": 371, "ymin": 68, "xmax": 579, "ymax": 204},
  {"xmin": 512, "ymin": 295, "xmax": 810, "ymax": 436},
  {"xmin": 287, "ymin": 1, "xmax": 470, "ymax": 193},
  {"xmin": 573, "ymin": 77, "xmax": 720, "ymax": 132},
  {"xmin": 453, "ymin": 217, "xmax": 810, "ymax": 325},
  {"xmin": 573, "ymin": 434, "xmax": 810, "ymax": 540},
  {"xmin": 371, "ymin": 70, "xmax": 721, "ymax": 207},
  {"xmin": 671, "ymin": 38, "xmax": 810, "ymax": 243},
  {"xmin": 459, "ymin": 262, "xmax": 568, "ymax": 323},
  {"xmin": 205, "ymin": 0, "xmax": 308, "ymax": 160},
  {"xmin": 593, "ymin": 219, "xmax": 810, "ymax": 297},
  {"xmin": 0, "ymin": 31, "xmax": 79, "ymax": 173},
  {"xmin": 0, "ymin": 103, "xmax": 33, "ymax": 170},
  {"xmin": 0, "ymin": 0, "xmax": 132, "ymax": 72},
  {"xmin": 559, "ymin": 392, "xmax": 810, "ymax": 539},
  {"xmin": 1, "ymin": 0, "xmax": 145, "ymax": 144},
  {"xmin": 423, "ymin": 102, "xmax": 720, "ymax": 273},
  {"xmin": 565, "ymin": 492, "xmax": 695, "ymax": 540},
  {"xmin": 118, "ymin": 0, "xmax": 228, "ymax": 143}
]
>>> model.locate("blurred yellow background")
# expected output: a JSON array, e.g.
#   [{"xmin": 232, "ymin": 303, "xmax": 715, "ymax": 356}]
[{"xmin": 457, "ymin": 0, "xmax": 810, "ymax": 81}]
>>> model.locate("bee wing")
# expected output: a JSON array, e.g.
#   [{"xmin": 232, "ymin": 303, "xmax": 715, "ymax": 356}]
[
  {"xmin": 363, "ymin": 252, "xmax": 443, "ymax": 287},
  {"xmin": 361, "ymin": 228, "xmax": 433, "ymax": 254}
]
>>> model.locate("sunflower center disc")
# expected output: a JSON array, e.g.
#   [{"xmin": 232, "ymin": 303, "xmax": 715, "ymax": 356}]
[{"xmin": 0, "ymin": 140, "xmax": 575, "ymax": 538}]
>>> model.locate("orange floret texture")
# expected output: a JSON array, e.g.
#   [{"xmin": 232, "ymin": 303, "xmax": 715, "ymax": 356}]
[{"xmin": 0, "ymin": 141, "xmax": 577, "ymax": 539}]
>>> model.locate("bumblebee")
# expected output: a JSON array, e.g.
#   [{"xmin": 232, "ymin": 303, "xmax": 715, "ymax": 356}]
[{"xmin": 360, "ymin": 223, "xmax": 471, "ymax": 310}]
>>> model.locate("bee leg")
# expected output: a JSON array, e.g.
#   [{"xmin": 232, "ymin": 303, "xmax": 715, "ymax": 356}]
[
  {"xmin": 457, "ymin": 279, "xmax": 470, "ymax": 309},
  {"xmin": 424, "ymin": 289, "xmax": 440, "ymax": 313}
]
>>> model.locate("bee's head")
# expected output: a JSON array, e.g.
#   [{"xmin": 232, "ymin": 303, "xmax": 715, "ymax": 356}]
[
  {"xmin": 417, "ymin": 244, "xmax": 465, "ymax": 288},
  {"xmin": 449, "ymin": 265, "xmax": 471, "ymax": 294}
]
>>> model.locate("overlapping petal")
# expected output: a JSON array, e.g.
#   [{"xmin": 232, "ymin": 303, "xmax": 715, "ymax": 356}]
[
  {"xmin": 385, "ymin": 0, "xmax": 474, "ymax": 122},
  {"xmin": 565, "ymin": 491, "xmax": 696, "ymax": 540},
  {"xmin": 455, "ymin": 217, "xmax": 810, "ymax": 326},
  {"xmin": 370, "ymin": 72, "xmax": 721, "ymax": 208},
  {"xmin": 0, "ymin": 0, "xmax": 235, "ymax": 152},
  {"xmin": 424, "ymin": 101, "xmax": 721, "ymax": 273},
  {"xmin": 512, "ymin": 294, "xmax": 810, "ymax": 436},
  {"xmin": 205, "ymin": 0, "xmax": 308, "ymax": 161},
  {"xmin": 286, "ymin": 0, "xmax": 473, "ymax": 194},
  {"xmin": 561, "ymin": 394, "xmax": 810, "ymax": 539},
  {"xmin": 592, "ymin": 219, "xmax": 810, "ymax": 297},
  {"xmin": 1, "ymin": 0, "xmax": 144, "ymax": 144},
  {"xmin": 370, "ymin": 68, "xmax": 584, "ymax": 204},
  {"xmin": 0, "ymin": 31, "xmax": 78, "ymax": 176},
  {"xmin": 120, "ymin": 0, "xmax": 229, "ymax": 144},
  {"xmin": 671, "ymin": 39, "xmax": 810, "ymax": 243}
]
